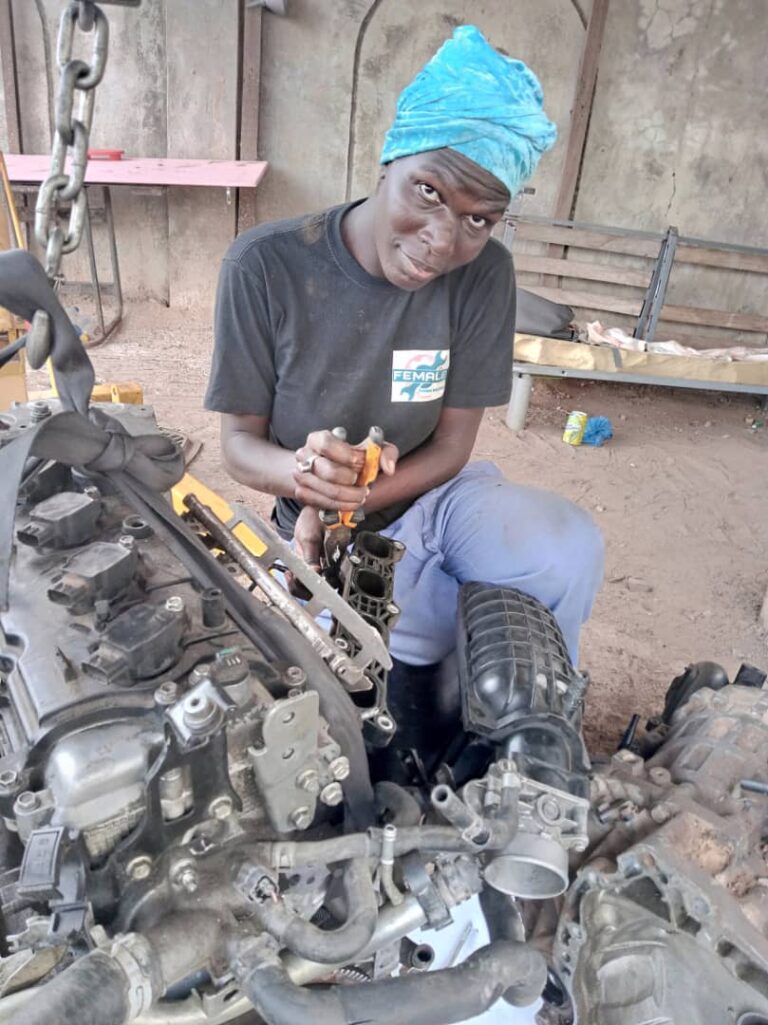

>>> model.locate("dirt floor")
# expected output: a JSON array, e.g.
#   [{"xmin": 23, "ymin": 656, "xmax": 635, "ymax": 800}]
[{"xmin": 31, "ymin": 301, "xmax": 768, "ymax": 753}]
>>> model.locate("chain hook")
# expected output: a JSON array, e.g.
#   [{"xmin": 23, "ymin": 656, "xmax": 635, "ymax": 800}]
[{"xmin": 35, "ymin": 1, "xmax": 110, "ymax": 286}]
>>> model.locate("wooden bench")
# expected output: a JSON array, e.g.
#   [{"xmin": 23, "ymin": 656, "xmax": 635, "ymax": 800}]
[{"xmin": 503, "ymin": 215, "xmax": 768, "ymax": 428}]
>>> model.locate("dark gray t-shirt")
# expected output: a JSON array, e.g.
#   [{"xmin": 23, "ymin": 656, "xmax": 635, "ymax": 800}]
[{"xmin": 205, "ymin": 201, "xmax": 515, "ymax": 533}]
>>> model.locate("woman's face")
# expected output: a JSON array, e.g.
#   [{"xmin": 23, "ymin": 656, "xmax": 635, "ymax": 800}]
[{"xmin": 371, "ymin": 149, "xmax": 510, "ymax": 291}]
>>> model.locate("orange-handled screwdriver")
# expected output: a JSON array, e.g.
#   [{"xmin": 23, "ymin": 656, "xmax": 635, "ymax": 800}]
[{"xmin": 321, "ymin": 426, "xmax": 384, "ymax": 571}]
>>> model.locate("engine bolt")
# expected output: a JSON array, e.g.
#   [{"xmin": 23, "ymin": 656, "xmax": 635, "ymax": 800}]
[
  {"xmin": 16, "ymin": 791, "xmax": 39, "ymax": 811},
  {"xmin": 30, "ymin": 400, "xmax": 51, "ymax": 422},
  {"xmin": 172, "ymin": 863, "xmax": 199, "ymax": 894},
  {"xmin": 209, "ymin": 796, "xmax": 233, "ymax": 820},
  {"xmin": 165, "ymin": 595, "xmax": 185, "ymax": 614},
  {"xmin": 183, "ymin": 692, "xmax": 219, "ymax": 732},
  {"xmin": 329, "ymin": 756, "xmax": 350, "ymax": 781},
  {"xmin": 127, "ymin": 855, "xmax": 153, "ymax": 881},
  {"xmin": 348, "ymin": 554, "xmax": 361, "ymax": 565},
  {"xmin": 297, "ymin": 769, "xmax": 320, "ymax": 794},
  {"xmin": 387, "ymin": 603, "xmax": 400, "ymax": 617},
  {"xmin": 618, "ymin": 800, "xmax": 636, "ymax": 822},
  {"xmin": 290, "ymin": 806, "xmax": 313, "ymax": 830},
  {"xmin": 285, "ymin": 666, "xmax": 306, "ymax": 687},
  {"xmin": 0, "ymin": 770, "xmax": 18, "ymax": 789},
  {"xmin": 155, "ymin": 680, "xmax": 179, "ymax": 706},
  {"xmin": 375, "ymin": 713, "xmax": 395, "ymax": 734},
  {"xmin": 616, "ymin": 749, "xmax": 640, "ymax": 764},
  {"xmin": 649, "ymin": 767, "xmax": 671, "ymax": 785},
  {"xmin": 118, "ymin": 534, "xmax": 135, "ymax": 550},
  {"xmin": 691, "ymin": 897, "xmax": 709, "ymax": 918},
  {"xmin": 650, "ymin": 803, "xmax": 673, "ymax": 824},
  {"xmin": 572, "ymin": 839, "xmax": 588, "ymax": 853},
  {"xmin": 539, "ymin": 796, "xmax": 561, "ymax": 823},
  {"xmin": 320, "ymin": 782, "xmax": 344, "ymax": 807},
  {"xmin": 188, "ymin": 665, "xmax": 210, "ymax": 687}
]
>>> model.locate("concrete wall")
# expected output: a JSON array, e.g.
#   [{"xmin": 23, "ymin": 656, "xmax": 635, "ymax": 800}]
[
  {"xmin": 2, "ymin": 0, "xmax": 767, "ymax": 329},
  {"xmin": 573, "ymin": 0, "xmax": 768, "ymax": 337},
  {"xmin": 256, "ymin": 0, "xmax": 590, "ymax": 223}
]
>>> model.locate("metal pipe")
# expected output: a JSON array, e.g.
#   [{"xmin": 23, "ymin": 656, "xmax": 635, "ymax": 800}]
[
  {"xmin": 618, "ymin": 713, "xmax": 640, "ymax": 751},
  {"xmin": 505, "ymin": 372, "xmax": 533, "ymax": 432},
  {"xmin": 379, "ymin": 823, "xmax": 404, "ymax": 906},
  {"xmin": 431, "ymin": 784, "xmax": 489, "ymax": 844},
  {"xmin": 183, "ymin": 495, "xmax": 367, "ymax": 689},
  {"xmin": 740, "ymin": 779, "xmax": 768, "ymax": 796}
]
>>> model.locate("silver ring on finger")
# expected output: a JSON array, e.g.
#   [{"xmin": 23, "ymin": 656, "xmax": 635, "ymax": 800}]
[{"xmin": 296, "ymin": 452, "xmax": 318, "ymax": 473}]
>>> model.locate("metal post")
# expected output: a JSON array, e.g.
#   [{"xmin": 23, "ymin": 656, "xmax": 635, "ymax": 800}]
[
  {"xmin": 82, "ymin": 194, "xmax": 105, "ymax": 338},
  {"xmin": 103, "ymin": 186, "xmax": 124, "ymax": 325},
  {"xmin": 505, "ymin": 372, "xmax": 533, "ymax": 431}
]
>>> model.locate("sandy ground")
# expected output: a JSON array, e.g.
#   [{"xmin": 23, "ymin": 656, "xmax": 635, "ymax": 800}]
[{"xmin": 30, "ymin": 301, "xmax": 768, "ymax": 753}]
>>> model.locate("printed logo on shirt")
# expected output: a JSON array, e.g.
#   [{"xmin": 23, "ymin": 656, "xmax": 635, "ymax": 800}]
[{"xmin": 391, "ymin": 349, "xmax": 450, "ymax": 403}]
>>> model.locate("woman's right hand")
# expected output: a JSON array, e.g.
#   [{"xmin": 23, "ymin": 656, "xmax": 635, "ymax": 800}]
[{"xmin": 292, "ymin": 429, "xmax": 368, "ymax": 511}]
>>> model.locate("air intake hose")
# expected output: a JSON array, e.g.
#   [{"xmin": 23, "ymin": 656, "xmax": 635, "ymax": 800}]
[{"xmin": 456, "ymin": 583, "xmax": 589, "ymax": 791}]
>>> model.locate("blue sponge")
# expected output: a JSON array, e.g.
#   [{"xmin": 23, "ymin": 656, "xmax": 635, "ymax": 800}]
[{"xmin": 582, "ymin": 416, "xmax": 613, "ymax": 446}]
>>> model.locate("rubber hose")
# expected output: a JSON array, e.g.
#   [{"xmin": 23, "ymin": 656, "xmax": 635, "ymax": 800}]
[
  {"xmin": 251, "ymin": 859, "xmax": 377, "ymax": 963},
  {"xmin": 253, "ymin": 824, "xmax": 475, "ymax": 871},
  {"xmin": 7, "ymin": 950, "xmax": 131, "ymax": 1025},
  {"xmin": 374, "ymin": 781, "xmax": 423, "ymax": 826},
  {"xmin": 235, "ymin": 940, "xmax": 547, "ymax": 1025},
  {"xmin": 479, "ymin": 887, "xmax": 526, "ymax": 944}
]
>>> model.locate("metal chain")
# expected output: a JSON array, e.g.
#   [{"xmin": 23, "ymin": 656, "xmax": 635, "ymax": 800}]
[{"xmin": 34, "ymin": 0, "xmax": 109, "ymax": 282}]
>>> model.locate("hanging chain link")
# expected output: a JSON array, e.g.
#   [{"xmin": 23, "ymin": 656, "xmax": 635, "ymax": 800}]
[{"xmin": 34, "ymin": 1, "xmax": 109, "ymax": 282}]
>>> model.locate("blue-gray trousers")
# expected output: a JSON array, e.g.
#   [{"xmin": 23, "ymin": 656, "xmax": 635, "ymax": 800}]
[{"xmin": 381, "ymin": 462, "xmax": 604, "ymax": 667}]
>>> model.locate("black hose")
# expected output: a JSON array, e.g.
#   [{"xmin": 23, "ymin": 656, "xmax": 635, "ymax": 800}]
[
  {"xmin": 479, "ymin": 887, "xmax": 526, "ymax": 944},
  {"xmin": 251, "ymin": 824, "xmax": 478, "ymax": 871},
  {"xmin": 374, "ymin": 781, "xmax": 423, "ymax": 826},
  {"xmin": 7, "ymin": 950, "xmax": 131, "ymax": 1025},
  {"xmin": 248, "ymin": 858, "xmax": 377, "ymax": 963},
  {"xmin": 235, "ymin": 939, "xmax": 547, "ymax": 1025}
]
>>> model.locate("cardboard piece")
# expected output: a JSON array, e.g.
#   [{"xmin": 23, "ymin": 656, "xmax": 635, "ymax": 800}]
[
  {"xmin": 514, "ymin": 335, "xmax": 768, "ymax": 387},
  {"xmin": 0, "ymin": 350, "xmax": 27, "ymax": 411}
]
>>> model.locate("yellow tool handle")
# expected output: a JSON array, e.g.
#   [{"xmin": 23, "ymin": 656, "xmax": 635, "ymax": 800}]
[
  {"xmin": 339, "ymin": 430, "xmax": 383, "ymax": 528},
  {"xmin": 323, "ymin": 426, "xmax": 384, "ymax": 531}
]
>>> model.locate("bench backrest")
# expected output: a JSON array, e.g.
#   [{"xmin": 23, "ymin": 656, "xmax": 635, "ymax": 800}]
[{"xmin": 504, "ymin": 215, "xmax": 768, "ymax": 349}]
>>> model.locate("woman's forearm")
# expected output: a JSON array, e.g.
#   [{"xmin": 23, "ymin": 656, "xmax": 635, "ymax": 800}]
[
  {"xmin": 363, "ymin": 438, "xmax": 465, "ymax": 514},
  {"xmin": 219, "ymin": 415, "xmax": 369, "ymax": 512},
  {"xmin": 221, "ymin": 428, "xmax": 298, "ymax": 497}
]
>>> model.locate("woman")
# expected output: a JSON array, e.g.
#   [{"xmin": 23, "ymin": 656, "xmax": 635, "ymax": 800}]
[{"xmin": 205, "ymin": 25, "xmax": 604, "ymax": 672}]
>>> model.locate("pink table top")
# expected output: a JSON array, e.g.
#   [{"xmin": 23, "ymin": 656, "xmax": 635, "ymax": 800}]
[{"xmin": 4, "ymin": 154, "xmax": 268, "ymax": 189}]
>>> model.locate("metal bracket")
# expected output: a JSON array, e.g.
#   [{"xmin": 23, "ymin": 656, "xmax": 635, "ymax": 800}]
[
  {"xmin": 229, "ymin": 503, "xmax": 392, "ymax": 683},
  {"xmin": 634, "ymin": 225, "xmax": 679, "ymax": 342}
]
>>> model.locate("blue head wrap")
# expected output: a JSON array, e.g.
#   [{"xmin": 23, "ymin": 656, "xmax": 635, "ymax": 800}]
[{"xmin": 380, "ymin": 25, "xmax": 557, "ymax": 198}]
